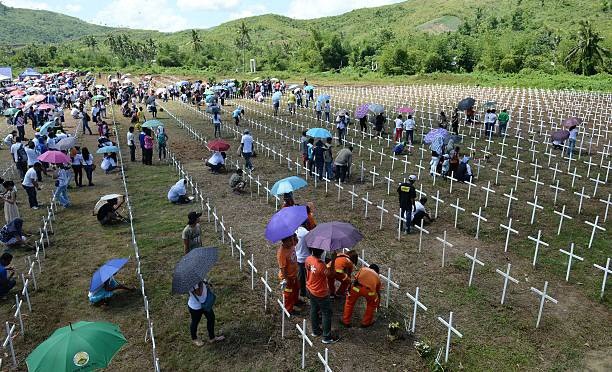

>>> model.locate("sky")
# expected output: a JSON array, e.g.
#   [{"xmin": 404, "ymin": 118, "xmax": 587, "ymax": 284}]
[{"xmin": 1, "ymin": 0, "xmax": 405, "ymax": 32}]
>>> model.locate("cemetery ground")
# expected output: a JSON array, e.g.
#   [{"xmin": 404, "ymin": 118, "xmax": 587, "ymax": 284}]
[{"xmin": 0, "ymin": 79, "xmax": 610, "ymax": 371}]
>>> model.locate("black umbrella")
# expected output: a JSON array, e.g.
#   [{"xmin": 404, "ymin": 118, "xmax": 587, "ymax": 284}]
[
  {"xmin": 457, "ymin": 97, "xmax": 476, "ymax": 111},
  {"xmin": 172, "ymin": 247, "xmax": 219, "ymax": 294}
]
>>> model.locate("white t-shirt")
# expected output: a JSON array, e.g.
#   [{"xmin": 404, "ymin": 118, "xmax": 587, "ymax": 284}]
[
  {"xmin": 101, "ymin": 157, "xmax": 116, "ymax": 171},
  {"xmin": 208, "ymin": 152, "xmax": 224, "ymax": 165},
  {"xmin": 569, "ymin": 128, "xmax": 578, "ymax": 140},
  {"xmin": 72, "ymin": 153, "xmax": 84, "ymax": 166},
  {"xmin": 22, "ymin": 167, "xmax": 37, "ymax": 187},
  {"xmin": 187, "ymin": 284, "xmax": 208, "ymax": 310},
  {"xmin": 25, "ymin": 148, "xmax": 38, "ymax": 166},
  {"xmin": 395, "ymin": 118, "xmax": 404, "ymax": 129},
  {"xmin": 83, "ymin": 154, "xmax": 94, "ymax": 166},
  {"xmin": 412, "ymin": 201, "xmax": 426, "ymax": 219},
  {"xmin": 403, "ymin": 119, "xmax": 415, "ymax": 130},
  {"xmin": 294, "ymin": 226, "xmax": 310, "ymax": 264},
  {"xmin": 10, "ymin": 143, "xmax": 23, "ymax": 162},
  {"xmin": 4, "ymin": 134, "xmax": 14, "ymax": 147},
  {"xmin": 127, "ymin": 132, "xmax": 134, "ymax": 146},
  {"xmin": 241, "ymin": 134, "xmax": 253, "ymax": 153}
]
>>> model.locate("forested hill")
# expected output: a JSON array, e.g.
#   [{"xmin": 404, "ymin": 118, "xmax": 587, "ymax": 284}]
[{"xmin": 0, "ymin": 0, "xmax": 610, "ymax": 78}]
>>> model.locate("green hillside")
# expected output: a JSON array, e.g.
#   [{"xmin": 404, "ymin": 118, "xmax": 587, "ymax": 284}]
[
  {"xmin": 0, "ymin": 2, "xmax": 112, "ymax": 45},
  {"xmin": 0, "ymin": 0, "xmax": 610, "ymax": 85}
]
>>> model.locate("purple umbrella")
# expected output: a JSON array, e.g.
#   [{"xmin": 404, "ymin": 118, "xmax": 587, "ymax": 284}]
[
  {"xmin": 304, "ymin": 222, "xmax": 363, "ymax": 251},
  {"xmin": 265, "ymin": 206, "xmax": 308, "ymax": 243},
  {"xmin": 424, "ymin": 128, "xmax": 450, "ymax": 144},
  {"xmin": 562, "ymin": 117, "xmax": 582, "ymax": 128},
  {"xmin": 551, "ymin": 130, "xmax": 570, "ymax": 141},
  {"xmin": 355, "ymin": 103, "xmax": 370, "ymax": 119}
]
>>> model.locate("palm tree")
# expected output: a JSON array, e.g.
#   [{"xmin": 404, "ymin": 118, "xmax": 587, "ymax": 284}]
[
  {"xmin": 235, "ymin": 21, "xmax": 252, "ymax": 72},
  {"xmin": 190, "ymin": 30, "xmax": 202, "ymax": 53},
  {"xmin": 564, "ymin": 20, "xmax": 609, "ymax": 75}
]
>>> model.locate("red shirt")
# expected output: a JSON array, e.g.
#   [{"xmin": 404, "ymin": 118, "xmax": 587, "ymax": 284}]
[{"xmin": 305, "ymin": 256, "xmax": 329, "ymax": 298}]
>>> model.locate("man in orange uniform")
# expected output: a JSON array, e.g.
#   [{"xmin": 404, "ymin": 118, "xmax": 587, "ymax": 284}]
[
  {"xmin": 341, "ymin": 264, "xmax": 381, "ymax": 328},
  {"xmin": 277, "ymin": 234, "xmax": 300, "ymax": 314},
  {"xmin": 305, "ymin": 248, "xmax": 339, "ymax": 344},
  {"xmin": 327, "ymin": 251, "xmax": 358, "ymax": 297}
]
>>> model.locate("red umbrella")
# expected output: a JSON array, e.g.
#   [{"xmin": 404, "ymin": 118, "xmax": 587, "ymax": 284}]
[
  {"xmin": 37, "ymin": 103, "xmax": 55, "ymax": 110},
  {"xmin": 206, "ymin": 139, "xmax": 230, "ymax": 152},
  {"xmin": 562, "ymin": 117, "xmax": 582, "ymax": 128}
]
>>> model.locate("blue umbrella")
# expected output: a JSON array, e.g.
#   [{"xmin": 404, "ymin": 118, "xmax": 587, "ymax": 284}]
[
  {"xmin": 317, "ymin": 94, "xmax": 330, "ymax": 103},
  {"xmin": 89, "ymin": 258, "xmax": 129, "ymax": 292},
  {"xmin": 177, "ymin": 81, "xmax": 189, "ymax": 86},
  {"xmin": 272, "ymin": 91, "xmax": 282, "ymax": 103},
  {"xmin": 304, "ymin": 85, "xmax": 315, "ymax": 92},
  {"xmin": 97, "ymin": 145, "xmax": 119, "ymax": 154},
  {"xmin": 270, "ymin": 176, "xmax": 307, "ymax": 196},
  {"xmin": 368, "ymin": 103, "xmax": 385, "ymax": 115},
  {"xmin": 38, "ymin": 121, "xmax": 56, "ymax": 135},
  {"xmin": 306, "ymin": 128, "xmax": 332, "ymax": 138},
  {"xmin": 265, "ymin": 206, "xmax": 308, "ymax": 243},
  {"xmin": 205, "ymin": 95, "xmax": 216, "ymax": 103},
  {"xmin": 212, "ymin": 85, "xmax": 224, "ymax": 91}
]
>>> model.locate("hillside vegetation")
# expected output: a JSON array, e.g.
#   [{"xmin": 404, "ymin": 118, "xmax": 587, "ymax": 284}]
[{"xmin": 0, "ymin": 0, "xmax": 610, "ymax": 87}]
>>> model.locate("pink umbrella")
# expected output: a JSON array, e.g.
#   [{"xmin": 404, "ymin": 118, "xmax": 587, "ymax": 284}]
[
  {"xmin": 397, "ymin": 106, "xmax": 414, "ymax": 114},
  {"xmin": 32, "ymin": 94, "xmax": 46, "ymax": 103},
  {"xmin": 37, "ymin": 151, "xmax": 70, "ymax": 164},
  {"xmin": 37, "ymin": 103, "xmax": 55, "ymax": 110},
  {"xmin": 551, "ymin": 130, "xmax": 570, "ymax": 141}
]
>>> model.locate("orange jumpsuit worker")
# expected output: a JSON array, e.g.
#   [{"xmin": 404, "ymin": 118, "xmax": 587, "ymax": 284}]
[
  {"xmin": 277, "ymin": 234, "xmax": 300, "ymax": 313},
  {"xmin": 341, "ymin": 264, "xmax": 382, "ymax": 327},
  {"xmin": 327, "ymin": 251, "xmax": 358, "ymax": 297}
]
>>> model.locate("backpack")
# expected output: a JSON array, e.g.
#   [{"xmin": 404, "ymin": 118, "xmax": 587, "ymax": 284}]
[
  {"xmin": 17, "ymin": 144, "xmax": 27, "ymax": 163},
  {"xmin": 157, "ymin": 133, "xmax": 167, "ymax": 145}
]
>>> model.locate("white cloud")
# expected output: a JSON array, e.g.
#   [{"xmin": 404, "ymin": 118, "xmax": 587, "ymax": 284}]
[
  {"xmin": 286, "ymin": 0, "xmax": 403, "ymax": 19},
  {"xmin": 175, "ymin": 0, "xmax": 240, "ymax": 11},
  {"xmin": 65, "ymin": 3, "xmax": 82, "ymax": 13},
  {"xmin": 227, "ymin": 4, "xmax": 266, "ymax": 21},
  {"xmin": 91, "ymin": 0, "xmax": 189, "ymax": 32},
  {"xmin": 1, "ymin": 0, "xmax": 50, "ymax": 10}
]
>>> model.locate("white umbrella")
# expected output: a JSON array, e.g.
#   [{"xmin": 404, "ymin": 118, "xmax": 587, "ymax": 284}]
[
  {"xmin": 93, "ymin": 194, "xmax": 124, "ymax": 215},
  {"xmin": 56, "ymin": 136, "xmax": 77, "ymax": 151}
]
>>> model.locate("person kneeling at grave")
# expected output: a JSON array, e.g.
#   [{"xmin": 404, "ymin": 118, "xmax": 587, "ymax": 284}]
[
  {"xmin": 0, "ymin": 252, "xmax": 16, "ymax": 299},
  {"xmin": 96, "ymin": 198, "xmax": 125, "ymax": 226},
  {"xmin": 341, "ymin": 263, "xmax": 381, "ymax": 328},
  {"xmin": 412, "ymin": 197, "xmax": 435, "ymax": 227},
  {"xmin": 327, "ymin": 250, "xmax": 358, "ymax": 298},
  {"xmin": 455, "ymin": 156, "xmax": 473, "ymax": 182},
  {"xmin": 229, "ymin": 169, "xmax": 246, "ymax": 194},
  {"xmin": 205, "ymin": 151, "xmax": 225, "ymax": 174},
  {"xmin": 88, "ymin": 275, "xmax": 132, "ymax": 306},
  {"xmin": 168, "ymin": 178, "xmax": 193, "ymax": 204},
  {"xmin": 0, "ymin": 219, "xmax": 32, "ymax": 251}
]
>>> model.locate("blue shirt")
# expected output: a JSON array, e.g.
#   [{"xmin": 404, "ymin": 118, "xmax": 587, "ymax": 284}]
[{"xmin": 0, "ymin": 264, "xmax": 7, "ymax": 282}]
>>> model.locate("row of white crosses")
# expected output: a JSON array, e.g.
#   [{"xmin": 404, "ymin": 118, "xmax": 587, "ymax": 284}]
[
  {"xmin": 110, "ymin": 105, "xmax": 163, "ymax": 371},
  {"xmin": 167, "ymin": 92, "xmax": 612, "ymax": 300}
]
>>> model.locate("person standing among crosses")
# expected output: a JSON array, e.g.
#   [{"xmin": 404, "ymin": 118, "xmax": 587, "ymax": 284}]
[
  {"xmin": 341, "ymin": 264, "xmax": 381, "ymax": 328},
  {"xmin": 327, "ymin": 250, "xmax": 358, "ymax": 298},
  {"xmin": 397, "ymin": 175, "xmax": 417, "ymax": 233},
  {"xmin": 305, "ymin": 248, "xmax": 340, "ymax": 344},
  {"xmin": 277, "ymin": 234, "xmax": 301, "ymax": 314},
  {"xmin": 394, "ymin": 114, "xmax": 404, "ymax": 142}
]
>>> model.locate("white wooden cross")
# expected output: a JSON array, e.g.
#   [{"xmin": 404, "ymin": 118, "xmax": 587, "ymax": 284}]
[
  {"xmin": 549, "ymin": 162, "xmax": 561, "ymax": 182},
  {"xmin": 500, "ymin": 218, "xmax": 519, "ymax": 252},
  {"xmin": 348, "ymin": 185, "xmax": 358, "ymax": 210},
  {"xmin": 530, "ymin": 281, "xmax": 558, "ymax": 328},
  {"xmin": 437, "ymin": 311, "xmax": 463, "ymax": 363},
  {"xmin": 554, "ymin": 205, "xmax": 573, "ymax": 235},
  {"xmin": 549, "ymin": 180, "xmax": 565, "ymax": 205},
  {"xmin": 465, "ymin": 180, "xmax": 476, "ymax": 200},
  {"xmin": 530, "ymin": 174, "xmax": 544, "ymax": 199},
  {"xmin": 481, "ymin": 181, "xmax": 495, "ymax": 209},
  {"xmin": 496, "ymin": 263, "xmax": 519, "ymax": 305},
  {"xmin": 335, "ymin": 179, "xmax": 344, "ymax": 201},
  {"xmin": 471, "ymin": 207, "xmax": 488, "ymax": 240},
  {"xmin": 317, "ymin": 348, "xmax": 333, "ymax": 372},
  {"xmin": 431, "ymin": 190, "xmax": 444, "ymax": 219},
  {"xmin": 247, "ymin": 254, "xmax": 258, "ymax": 290},
  {"xmin": 527, "ymin": 195, "xmax": 543, "ymax": 225},
  {"xmin": 296, "ymin": 319, "xmax": 313, "ymax": 369},
  {"xmin": 384, "ymin": 172, "xmax": 394, "ymax": 195},
  {"xmin": 599, "ymin": 194, "xmax": 611, "ymax": 222},
  {"xmin": 528, "ymin": 230, "xmax": 549, "ymax": 267},
  {"xmin": 448, "ymin": 173, "xmax": 457, "ymax": 194},
  {"xmin": 362, "ymin": 192, "xmax": 373, "ymax": 218},
  {"xmin": 590, "ymin": 173, "xmax": 605, "ymax": 197},
  {"xmin": 277, "ymin": 296, "xmax": 291, "ymax": 339},
  {"xmin": 406, "ymin": 287, "xmax": 428, "ymax": 334},
  {"xmin": 377, "ymin": 200, "xmax": 389, "ymax": 230},
  {"xmin": 503, "ymin": 188, "xmax": 518, "ymax": 218},
  {"xmin": 370, "ymin": 166, "xmax": 379, "ymax": 186},
  {"xmin": 585, "ymin": 215, "xmax": 605, "ymax": 249},
  {"xmin": 436, "ymin": 231, "xmax": 453, "ymax": 267},
  {"xmin": 450, "ymin": 198, "xmax": 464, "ymax": 229},
  {"xmin": 568, "ymin": 167, "xmax": 582, "ymax": 188},
  {"xmin": 494, "ymin": 162, "xmax": 504, "ymax": 185},
  {"xmin": 511, "ymin": 169, "xmax": 524, "ymax": 190},
  {"xmin": 593, "ymin": 257, "xmax": 611, "ymax": 299},
  {"xmin": 260, "ymin": 271, "xmax": 273, "ymax": 311},
  {"xmin": 574, "ymin": 187, "xmax": 590, "ymax": 215},
  {"xmin": 465, "ymin": 248, "xmax": 485, "ymax": 287},
  {"xmin": 559, "ymin": 243, "xmax": 584, "ymax": 282}
]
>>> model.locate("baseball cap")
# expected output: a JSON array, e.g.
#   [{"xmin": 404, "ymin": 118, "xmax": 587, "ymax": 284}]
[
  {"xmin": 408, "ymin": 175, "xmax": 417, "ymax": 182},
  {"xmin": 188, "ymin": 211, "xmax": 202, "ymax": 224}
]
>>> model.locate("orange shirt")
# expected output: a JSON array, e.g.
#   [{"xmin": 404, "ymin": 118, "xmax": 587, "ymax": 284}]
[
  {"xmin": 277, "ymin": 246, "xmax": 298, "ymax": 280},
  {"xmin": 305, "ymin": 256, "xmax": 329, "ymax": 297},
  {"xmin": 355, "ymin": 267, "xmax": 381, "ymax": 292},
  {"xmin": 328, "ymin": 254, "xmax": 354, "ymax": 275}
]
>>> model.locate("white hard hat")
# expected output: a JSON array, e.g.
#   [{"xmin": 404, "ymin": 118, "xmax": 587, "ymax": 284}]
[{"xmin": 408, "ymin": 175, "xmax": 417, "ymax": 182}]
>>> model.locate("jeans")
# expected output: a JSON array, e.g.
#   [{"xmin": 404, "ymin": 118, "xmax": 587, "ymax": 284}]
[
  {"xmin": 82, "ymin": 119, "xmax": 93, "ymax": 135},
  {"xmin": 188, "ymin": 306, "xmax": 215, "ymax": 340},
  {"xmin": 55, "ymin": 185, "xmax": 70, "ymax": 207},
  {"xmin": 214, "ymin": 123, "xmax": 221, "ymax": 138},
  {"xmin": 485, "ymin": 123, "xmax": 494, "ymax": 138},
  {"xmin": 337, "ymin": 128, "xmax": 345, "ymax": 146},
  {"xmin": 325, "ymin": 162, "xmax": 333, "ymax": 180},
  {"xmin": 498, "ymin": 123, "xmax": 507, "ymax": 136},
  {"xmin": 309, "ymin": 294, "xmax": 332, "ymax": 338},
  {"xmin": 84, "ymin": 165, "xmax": 94, "ymax": 185},
  {"xmin": 129, "ymin": 144, "xmax": 136, "ymax": 161},
  {"xmin": 405, "ymin": 130, "xmax": 414, "ymax": 145},
  {"xmin": 242, "ymin": 152, "xmax": 253, "ymax": 170},
  {"xmin": 298, "ymin": 262, "xmax": 307, "ymax": 297},
  {"xmin": 315, "ymin": 161, "xmax": 324, "ymax": 180},
  {"xmin": 23, "ymin": 185, "xmax": 38, "ymax": 208},
  {"xmin": 158, "ymin": 143, "xmax": 166, "ymax": 160},
  {"xmin": 16, "ymin": 162, "xmax": 27, "ymax": 179},
  {"xmin": 72, "ymin": 165, "xmax": 83, "ymax": 186},
  {"xmin": 144, "ymin": 148, "xmax": 153, "ymax": 165},
  {"xmin": 567, "ymin": 138, "xmax": 576, "ymax": 157},
  {"xmin": 325, "ymin": 112, "xmax": 330, "ymax": 122},
  {"xmin": 400, "ymin": 205, "xmax": 412, "ymax": 232}
]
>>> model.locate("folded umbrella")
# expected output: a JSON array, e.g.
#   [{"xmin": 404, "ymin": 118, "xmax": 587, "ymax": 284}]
[
  {"xmin": 270, "ymin": 176, "xmax": 307, "ymax": 196},
  {"xmin": 172, "ymin": 247, "xmax": 219, "ymax": 294},
  {"xmin": 551, "ymin": 130, "xmax": 570, "ymax": 141},
  {"xmin": 89, "ymin": 258, "xmax": 129, "ymax": 292},
  {"xmin": 562, "ymin": 117, "xmax": 582, "ymax": 128},
  {"xmin": 306, "ymin": 128, "xmax": 332, "ymax": 138},
  {"xmin": 97, "ymin": 145, "xmax": 119, "ymax": 154},
  {"xmin": 368, "ymin": 103, "xmax": 385, "ymax": 115},
  {"xmin": 207, "ymin": 139, "xmax": 230, "ymax": 152},
  {"xmin": 304, "ymin": 222, "xmax": 363, "ymax": 251},
  {"xmin": 457, "ymin": 97, "xmax": 476, "ymax": 111},
  {"xmin": 37, "ymin": 150, "xmax": 70, "ymax": 164},
  {"xmin": 26, "ymin": 321, "xmax": 127, "ymax": 372},
  {"xmin": 56, "ymin": 136, "xmax": 77, "ymax": 151},
  {"xmin": 265, "ymin": 205, "xmax": 308, "ymax": 243}
]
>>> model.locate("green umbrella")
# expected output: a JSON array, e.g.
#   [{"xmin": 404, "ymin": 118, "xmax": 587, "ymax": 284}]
[
  {"xmin": 92, "ymin": 95, "xmax": 106, "ymax": 101},
  {"xmin": 2, "ymin": 108, "xmax": 19, "ymax": 116},
  {"xmin": 142, "ymin": 119, "xmax": 163, "ymax": 128},
  {"xmin": 204, "ymin": 89, "xmax": 214, "ymax": 95},
  {"xmin": 26, "ymin": 321, "xmax": 127, "ymax": 372}
]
